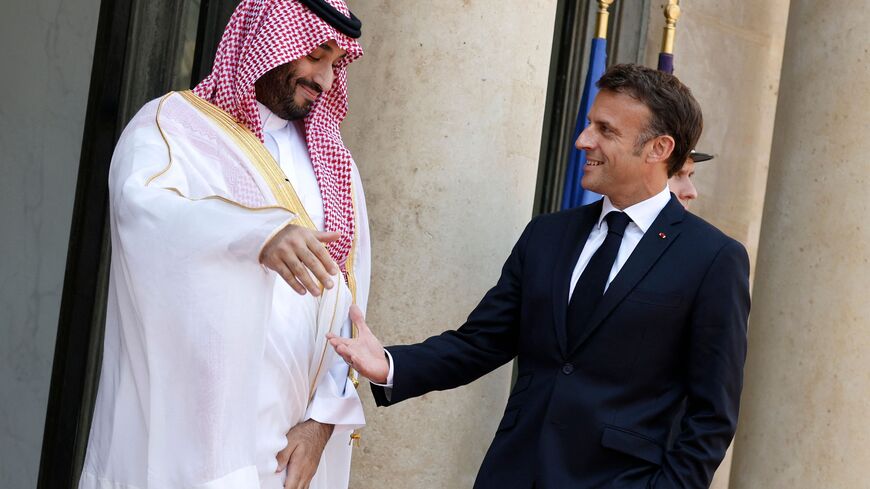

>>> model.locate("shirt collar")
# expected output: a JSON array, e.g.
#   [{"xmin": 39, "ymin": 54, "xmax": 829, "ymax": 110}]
[
  {"xmin": 598, "ymin": 185, "xmax": 672, "ymax": 233},
  {"xmin": 256, "ymin": 101, "xmax": 290, "ymax": 133}
]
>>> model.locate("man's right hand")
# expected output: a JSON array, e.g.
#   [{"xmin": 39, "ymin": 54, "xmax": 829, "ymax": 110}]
[
  {"xmin": 259, "ymin": 223, "xmax": 340, "ymax": 296},
  {"xmin": 327, "ymin": 305, "xmax": 390, "ymax": 384}
]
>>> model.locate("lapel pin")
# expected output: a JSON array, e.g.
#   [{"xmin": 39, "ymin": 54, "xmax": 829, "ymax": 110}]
[{"xmin": 658, "ymin": 232, "xmax": 667, "ymax": 239}]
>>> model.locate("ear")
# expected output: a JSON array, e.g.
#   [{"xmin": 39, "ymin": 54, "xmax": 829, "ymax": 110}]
[{"xmin": 646, "ymin": 135, "xmax": 675, "ymax": 165}]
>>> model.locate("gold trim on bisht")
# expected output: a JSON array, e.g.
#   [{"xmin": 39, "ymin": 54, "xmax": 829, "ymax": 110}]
[
  {"xmin": 345, "ymin": 183, "xmax": 361, "ymax": 388},
  {"xmin": 661, "ymin": 0, "xmax": 681, "ymax": 54},
  {"xmin": 595, "ymin": 0, "xmax": 614, "ymax": 39},
  {"xmin": 344, "ymin": 177, "xmax": 362, "ymax": 445},
  {"xmin": 149, "ymin": 93, "xmax": 301, "ymax": 214},
  {"xmin": 177, "ymin": 90, "xmax": 319, "ymax": 230}
]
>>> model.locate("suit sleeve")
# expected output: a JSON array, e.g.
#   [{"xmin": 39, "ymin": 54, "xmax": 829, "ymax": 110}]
[
  {"xmin": 370, "ymin": 217, "xmax": 538, "ymax": 406},
  {"xmin": 651, "ymin": 239, "xmax": 751, "ymax": 489}
]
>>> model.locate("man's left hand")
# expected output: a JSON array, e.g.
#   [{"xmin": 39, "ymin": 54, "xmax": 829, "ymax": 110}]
[
  {"xmin": 327, "ymin": 305, "xmax": 389, "ymax": 384},
  {"xmin": 276, "ymin": 419, "xmax": 334, "ymax": 489}
]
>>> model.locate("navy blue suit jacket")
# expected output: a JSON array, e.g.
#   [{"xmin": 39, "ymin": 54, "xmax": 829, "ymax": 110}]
[{"xmin": 371, "ymin": 196, "xmax": 750, "ymax": 489}]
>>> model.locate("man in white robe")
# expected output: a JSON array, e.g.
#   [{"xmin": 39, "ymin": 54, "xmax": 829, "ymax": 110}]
[{"xmin": 80, "ymin": 1, "xmax": 369, "ymax": 488}]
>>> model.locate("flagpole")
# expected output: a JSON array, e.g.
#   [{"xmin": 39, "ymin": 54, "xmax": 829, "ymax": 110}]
[
  {"xmin": 662, "ymin": 0, "xmax": 681, "ymax": 54},
  {"xmin": 658, "ymin": 0, "xmax": 680, "ymax": 73},
  {"xmin": 596, "ymin": 0, "xmax": 614, "ymax": 39}
]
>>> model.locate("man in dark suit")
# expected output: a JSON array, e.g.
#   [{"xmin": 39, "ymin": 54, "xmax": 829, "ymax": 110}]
[{"xmin": 328, "ymin": 64, "xmax": 750, "ymax": 489}]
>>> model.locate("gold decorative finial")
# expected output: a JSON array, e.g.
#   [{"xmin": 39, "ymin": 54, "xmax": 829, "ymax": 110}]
[
  {"xmin": 661, "ymin": 0, "xmax": 681, "ymax": 54},
  {"xmin": 595, "ymin": 0, "xmax": 615, "ymax": 39}
]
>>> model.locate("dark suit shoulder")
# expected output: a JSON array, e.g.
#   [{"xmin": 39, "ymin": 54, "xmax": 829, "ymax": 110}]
[
  {"xmin": 527, "ymin": 201, "xmax": 600, "ymax": 231},
  {"xmin": 679, "ymin": 210, "xmax": 748, "ymax": 258}
]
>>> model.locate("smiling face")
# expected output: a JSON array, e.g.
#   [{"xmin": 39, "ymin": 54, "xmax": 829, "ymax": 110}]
[
  {"xmin": 575, "ymin": 89, "xmax": 675, "ymax": 209},
  {"xmin": 668, "ymin": 158, "xmax": 698, "ymax": 208},
  {"xmin": 255, "ymin": 40, "xmax": 347, "ymax": 120}
]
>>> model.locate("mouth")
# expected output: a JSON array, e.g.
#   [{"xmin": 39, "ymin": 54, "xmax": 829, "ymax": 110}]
[
  {"xmin": 297, "ymin": 83, "xmax": 320, "ymax": 102},
  {"xmin": 585, "ymin": 158, "xmax": 604, "ymax": 167}
]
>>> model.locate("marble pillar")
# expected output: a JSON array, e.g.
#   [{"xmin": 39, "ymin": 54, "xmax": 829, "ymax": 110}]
[
  {"xmin": 341, "ymin": 0, "xmax": 556, "ymax": 486},
  {"xmin": 730, "ymin": 0, "xmax": 870, "ymax": 487}
]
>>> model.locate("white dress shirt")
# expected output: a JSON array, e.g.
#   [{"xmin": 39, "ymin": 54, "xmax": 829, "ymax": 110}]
[
  {"xmin": 568, "ymin": 185, "xmax": 671, "ymax": 300},
  {"xmin": 380, "ymin": 185, "xmax": 672, "ymax": 388}
]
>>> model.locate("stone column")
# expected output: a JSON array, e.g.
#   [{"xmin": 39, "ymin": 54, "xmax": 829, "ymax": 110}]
[
  {"xmin": 730, "ymin": 0, "xmax": 870, "ymax": 487},
  {"xmin": 341, "ymin": 1, "xmax": 556, "ymax": 487}
]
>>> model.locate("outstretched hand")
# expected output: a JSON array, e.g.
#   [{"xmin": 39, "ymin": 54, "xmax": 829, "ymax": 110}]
[
  {"xmin": 259, "ymin": 223, "xmax": 340, "ymax": 296},
  {"xmin": 327, "ymin": 305, "xmax": 390, "ymax": 384}
]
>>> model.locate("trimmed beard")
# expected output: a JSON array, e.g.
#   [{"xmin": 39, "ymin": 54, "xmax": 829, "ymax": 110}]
[{"xmin": 255, "ymin": 62, "xmax": 321, "ymax": 121}]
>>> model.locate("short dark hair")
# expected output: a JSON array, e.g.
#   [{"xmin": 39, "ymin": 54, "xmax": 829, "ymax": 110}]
[{"xmin": 596, "ymin": 63, "xmax": 703, "ymax": 176}]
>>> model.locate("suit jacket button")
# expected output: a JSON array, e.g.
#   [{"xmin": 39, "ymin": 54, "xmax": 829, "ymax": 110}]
[{"xmin": 561, "ymin": 363, "xmax": 574, "ymax": 375}]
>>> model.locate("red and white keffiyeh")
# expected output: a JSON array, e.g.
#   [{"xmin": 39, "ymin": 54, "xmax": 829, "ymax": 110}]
[{"xmin": 194, "ymin": 0, "xmax": 363, "ymax": 270}]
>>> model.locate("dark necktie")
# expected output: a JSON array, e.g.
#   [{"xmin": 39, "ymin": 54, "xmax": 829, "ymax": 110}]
[{"xmin": 566, "ymin": 211, "xmax": 632, "ymax": 347}]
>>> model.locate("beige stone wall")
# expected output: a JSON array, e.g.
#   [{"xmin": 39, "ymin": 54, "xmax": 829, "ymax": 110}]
[
  {"xmin": 730, "ymin": 0, "xmax": 870, "ymax": 487},
  {"xmin": 341, "ymin": 1, "xmax": 556, "ymax": 486}
]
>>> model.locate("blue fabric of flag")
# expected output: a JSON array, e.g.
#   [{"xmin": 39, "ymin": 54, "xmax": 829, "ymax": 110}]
[
  {"xmin": 561, "ymin": 37, "xmax": 607, "ymax": 210},
  {"xmin": 657, "ymin": 52, "xmax": 674, "ymax": 74}
]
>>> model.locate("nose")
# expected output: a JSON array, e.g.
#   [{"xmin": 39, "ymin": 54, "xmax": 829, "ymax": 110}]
[
  {"xmin": 683, "ymin": 179, "xmax": 698, "ymax": 201},
  {"xmin": 312, "ymin": 63, "xmax": 336, "ymax": 94},
  {"xmin": 575, "ymin": 125, "xmax": 594, "ymax": 151}
]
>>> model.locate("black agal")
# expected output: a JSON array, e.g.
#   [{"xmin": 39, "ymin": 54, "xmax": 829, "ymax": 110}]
[{"xmin": 298, "ymin": 0, "xmax": 362, "ymax": 39}]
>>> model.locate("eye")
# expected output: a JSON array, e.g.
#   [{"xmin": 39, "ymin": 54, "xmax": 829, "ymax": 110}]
[{"xmin": 307, "ymin": 54, "xmax": 322, "ymax": 62}]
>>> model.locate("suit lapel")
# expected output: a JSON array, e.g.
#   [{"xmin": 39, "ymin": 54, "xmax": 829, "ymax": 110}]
[
  {"xmin": 568, "ymin": 196, "xmax": 686, "ymax": 356},
  {"xmin": 552, "ymin": 200, "xmax": 602, "ymax": 359}
]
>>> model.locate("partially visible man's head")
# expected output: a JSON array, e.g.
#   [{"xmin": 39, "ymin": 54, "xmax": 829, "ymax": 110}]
[
  {"xmin": 669, "ymin": 150, "xmax": 714, "ymax": 209},
  {"xmin": 255, "ymin": 39, "xmax": 348, "ymax": 120},
  {"xmin": 576, "ymin": 64, "xmax": 702, "ymax": 208},
  {"xmin": 669, "ymin": 157, "xmax": 697, "ymax": 208}
]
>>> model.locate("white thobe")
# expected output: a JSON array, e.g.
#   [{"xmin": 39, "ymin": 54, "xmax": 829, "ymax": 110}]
[
  {"xmin": 79, "ymin": 92, "xmax": 369, "ymax": 489},
  {"xmin": 254, "ymin": 103, "xmax": 367, "ymax": 488}
]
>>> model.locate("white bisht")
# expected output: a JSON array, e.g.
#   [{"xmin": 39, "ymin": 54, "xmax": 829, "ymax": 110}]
[{"xmin": 80, "ymin": 91, "xmax": 370, "ymax": 489}]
